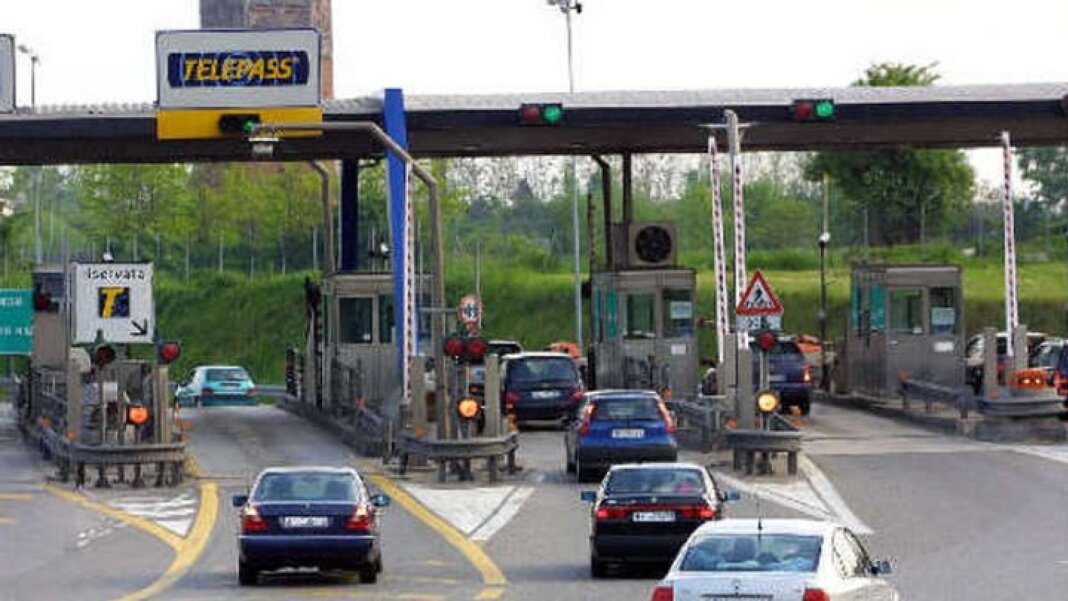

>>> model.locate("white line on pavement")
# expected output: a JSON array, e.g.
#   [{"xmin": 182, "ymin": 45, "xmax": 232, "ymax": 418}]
[
  {"xmin": 799, "ymin": 455, "xmax": 873, "ymax": 535},
  {"xmin": 471, "ymin": 486, "xmax": 534, "ymax": 541}
]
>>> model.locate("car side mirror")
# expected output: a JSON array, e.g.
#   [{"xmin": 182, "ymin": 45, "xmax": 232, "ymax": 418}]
[
  {"xmin": 579, "ymin": 491, "xmax": 596, "ymax": 503},
  {"xmin": 720, "ymin": 490, "xmax": 741, "ymax": 503},
  {"xmin": 370, "ymin": 493, "xmax": 391, "ymax": 508},
  {"xmin": 871, "ymin": 559, "xmax": 893, "ymax": 576},
  {"xmin": 232, "ymin": 494, "xmax": 248, "ymax": 508}
]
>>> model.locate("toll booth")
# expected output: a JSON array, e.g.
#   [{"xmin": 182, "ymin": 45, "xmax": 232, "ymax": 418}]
[
  {"xmin": 839, "ymin": 264, "xmax": 964, "ymax": 398},
  {"xmin": 590, "ymin": 268, "xmax": 698, "ymax": 398},
  {"xmin": 310, "ymin": 273, "xmax": 429, "ymax": 413}
]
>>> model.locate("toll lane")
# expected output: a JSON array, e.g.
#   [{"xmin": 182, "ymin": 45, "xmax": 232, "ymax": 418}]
[{"xmin": 165, "ymin": 405, "xmax": 489, "ymax": 600}]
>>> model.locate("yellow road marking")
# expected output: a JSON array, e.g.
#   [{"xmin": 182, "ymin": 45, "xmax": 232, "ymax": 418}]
[
  {"xmin": 111, "ymin": 481, "xmax": 218, "ymax": 601},
  {"xmin": 475, "ymin": 587, "xmax": 506, "ymax": 600},
  {"xmin": 44, "ymin": 485, "xmax": 184, "ymax": 550},
  {"xmin": 0, "ymin": 516, "xmax": 13, "ymax": 525},
  {"xmin": 356, "ymin": 460, "xmax": 507, "ymax": 590},
  {"xmin": 0, "ymin": 492, "xmax": 33, "ymax": 501},
  {"xmin": 44, "ymin": 479, "xmax": 219, "ymax": 601}
]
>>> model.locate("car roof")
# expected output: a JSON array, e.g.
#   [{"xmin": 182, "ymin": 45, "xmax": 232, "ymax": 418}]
[
  {"xmin": 608, "ymin": 461, "xmax": 706, "ymax": 472},
  {"xmin": 197, "ymin": 365, "xmax": 247, "ymax": 370},
  {"xmin": 586, "ymin": 389, "xmax": 660, "ymax": 399},
  {"xmin": 257, "ymin": 466, "xmax": 357, "ymax": 476},
  {"xmin": 504, "ymin": 351, "xmax": 573, "ymax": 359},
  {"xmin": 693, "ymin": 518, "xmax": 839, "ymax": 537}
]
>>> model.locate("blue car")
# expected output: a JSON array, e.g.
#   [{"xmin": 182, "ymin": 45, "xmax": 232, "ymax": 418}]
[
  {"xmin": 700, "ymin": 338, "xmax": 813, "ymax": 415},
  {"xmin": 564, "ymin": 390, "xmax": 678, "ymax": 482},
  {"xmin": 233, "ymin": 466, "xmax": 390, "ymax": 585},
  {"xmin": 176, "ymin": 365, "xmax": 257, "ymax": 407}
]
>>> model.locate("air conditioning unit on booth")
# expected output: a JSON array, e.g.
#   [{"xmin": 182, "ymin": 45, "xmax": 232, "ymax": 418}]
[{"xmin": 626, "ymin": 222, "xmax": 677, "ymax": 269}]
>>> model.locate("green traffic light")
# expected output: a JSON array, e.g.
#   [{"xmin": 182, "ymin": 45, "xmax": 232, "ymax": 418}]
[
  {"xmin": 815, "ymin": 100, "xmax": 835, "ymax": 119},
  {"xmin": 542, "ymin": 104, "xmax": 564, "ymax": 124},
  {"xmin": 242, "ymin": 119, "xmax": 257, "ymax": 133}
]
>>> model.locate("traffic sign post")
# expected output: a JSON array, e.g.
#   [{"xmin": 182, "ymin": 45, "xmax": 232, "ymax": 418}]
[
  {"xmin": 457, "ymin": 294, "xmax": 482, "ymax": 328},
  {"xmin": 735, "ymin": 270, "xmax": 784, "ymax": 331}
]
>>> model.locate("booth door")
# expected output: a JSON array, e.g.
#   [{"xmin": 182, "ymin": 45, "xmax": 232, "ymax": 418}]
[{"xmin": 884, "ymin": 287, "xmax": 929, "ymax": 392}]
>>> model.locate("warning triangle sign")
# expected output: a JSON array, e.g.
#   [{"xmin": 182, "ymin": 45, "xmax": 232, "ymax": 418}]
[{"xmin": 736, "ymin": 270, "xmax": 784, "ymax": 316}]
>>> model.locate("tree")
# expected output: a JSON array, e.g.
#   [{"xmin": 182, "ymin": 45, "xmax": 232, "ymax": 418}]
[
  {"xmin": 1017, "ymin": 146, "xmax": 1068, "ymax": 207},
  {"xmin": 804, "ymin": 63, "xmax": 974, "ymax": 246}
]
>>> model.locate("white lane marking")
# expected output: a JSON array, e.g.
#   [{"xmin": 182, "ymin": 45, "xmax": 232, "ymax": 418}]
[
  {"xmin": 714, "ymin": 471, "xmax": 835, "ymax": 522},
  {"xmin": 401, "ymin": 483, "xmax": 534, "ymax": 541},
  {"xmin": 1007, "ymin": 445, "xmax": 1068, "ymax": 466},
  {"xmin": 799, "ymin": 455, "xmax": 873, "ymax": 535},
  {"xmin": 471, "ymin": 486, "xmax": 534, "ymax": 541},
  {"xmin": 107, "ymin": 490, "xmax": 197, "ymax": 536}
]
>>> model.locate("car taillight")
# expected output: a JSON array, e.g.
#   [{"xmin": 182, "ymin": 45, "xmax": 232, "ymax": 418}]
[
  {"xmin": 346, "ymin": 504, "xmax": 373, "ymax": 532},
  {"xmin": 578, "ymin": 403, "xmax": 597, "ymax": 436},
  {"xmin": 595, "ymin": 505, "xmax": 627, "ymax": 521},
  {"xmin": 241, "ymin": 504, "xmax": 267, "ymax": 533},
  {"xmin": 202, "ymin": 388, "xmax": 214, "ymax": 396},
  {"xmin": 657, "ymin": 401, "xmax": 676, "ymax": 434},
  {"xmin": 504, "ymin": 390, "xmax": 520, "ymax": 403},
  {"xmin": 802, "ymin": 588, "xmax": 830, "ymax": 601},
  {"xmin": 247, "ymin": 388, "xmax": 257, "ymax": 396},
  {"xmin": 803, "ymin": 364, "xmax": 812, "ymax": 384},
  {"xmin": 570, "ymin": 389, "xmax": 584, "ymax": 403},
  {"xmin": 650, "ymin": 585, "xmax": 674, "ymax": 601},
  {"xmin": 694, "ymin": 505, "xmax": 716, "ymax": 520}
]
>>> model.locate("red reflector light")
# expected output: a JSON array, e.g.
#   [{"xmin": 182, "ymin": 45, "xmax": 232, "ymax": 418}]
[
  {"xmin": 803, "ymin": 588, "xmax": 830, "ymax": 601},
  {"xmin": 465, "ymin": 337, "xmax": 488, "ymax": 362},
  {"xmin": 444, "ymin": 336, "xmax": 465, "ymax": 359},
  {"xmin": 241, "ymin": 505, "xmax": 267, "ymax": 533},
  {"xmin": 650, "ymin": 585, "xmax": 674, "ymax": 601},
  {"xmin": 504, "ymin": 390, "xmax": 520, "ymax": 403}
]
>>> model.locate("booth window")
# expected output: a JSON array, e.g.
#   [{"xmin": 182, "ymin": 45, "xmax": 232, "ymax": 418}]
[
  {"xmin": 662, "ymin": 289, "xmax": 693, "ymax": 337},
  {"xmin": 625, "ymin": 293, "xmax": 656, "ymax": 339},
  {"xmin": 339, "ymin": 297, "xmax": 374, "ymax": 344},
  {"xmin": 379, "ymin": 294, "xmax": 395, "ymax": 343},
  {"xmin": 889, "ymin": 289, "xmax": 924, "ymax": 335},
  {"xmin": 929, "ymin": 287, "xmax": 958, "ymax": 335}
]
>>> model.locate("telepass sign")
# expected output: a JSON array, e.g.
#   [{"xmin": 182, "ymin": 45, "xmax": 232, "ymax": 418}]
[{"xmin": 72, "ymin": 263, "xmax": 155, "ymax": 345}]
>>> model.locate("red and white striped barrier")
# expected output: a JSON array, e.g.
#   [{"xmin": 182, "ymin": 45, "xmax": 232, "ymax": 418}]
[
  {"xmin": 708, "ymin": 136, "xmax": 729, "ymax": 365},
  {"xmin": 1001, "ymin": 131, "xmax": 1019, "ymax": 353}
]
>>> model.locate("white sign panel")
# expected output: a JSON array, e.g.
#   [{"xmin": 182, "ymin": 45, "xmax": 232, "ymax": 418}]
[
  {"xmin": 0, "ymin": 35, "xmax": 14, "ymax": 113},
  {"xmin": 156, "ymin": 28, "xmax": 321, "ymax": 109},
  {"xmin": 736, "ymin": 314, "xmax": 782, "ymax": 332},
  {"xmin": 73, "ymin": 263, "xmax": 155, "ymax": 344}
]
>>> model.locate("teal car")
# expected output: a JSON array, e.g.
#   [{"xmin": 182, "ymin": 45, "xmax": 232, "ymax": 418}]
[{"xmin": 176, "ymin": 365, "xmax": 258, "ymax": 407}]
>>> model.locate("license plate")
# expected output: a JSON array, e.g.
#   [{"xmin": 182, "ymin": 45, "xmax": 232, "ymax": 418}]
[
  {"xmin": 611, "ymin": 428, "xmax": 645, "ymax": 439},
  {"xmin": 532, "ymin": 390, "xmax": 558, "ymax": 399},
  {"xmin": 769, "ymin": 374, "xmax": 785, "ymax": 382},
  {"xmin": 282, "ymin": 516, "xmax": 329, "ymax": 528},
  {"xmin": 706, "ymin": 597, "xmax": 772, "ymax": 601},
  {"xmin": 632, "ymin": 511, "xmax": 675, "ymax": 522}
]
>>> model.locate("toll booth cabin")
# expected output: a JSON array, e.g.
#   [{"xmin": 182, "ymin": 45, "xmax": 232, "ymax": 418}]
[
  {"xmin": 839, "ymin": 264, "xmax": 964, "ymax": 398},
  {"xmin": 591, "ymin": 269, "xmax": 697, "ymax": 399},
  {"xmin": 308, "ymin": 273, "xmax": 428, "ymax": 413}
]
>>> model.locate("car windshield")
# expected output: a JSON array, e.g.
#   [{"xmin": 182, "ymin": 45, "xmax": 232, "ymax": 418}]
[
  {"xmin": 489, "ymin": 342, "xmax": 522, "ymax": 356},
  {"xmin": 749, "ymin": 340, "xmax": 803, "ymax": 357},
  {"xmin": 680, "ymin": 533, "xmax": 822, "ymax": 573},
  {"xmin": 593, "ymin": 396, "xmax": 661, "ymax": 421},
  {"xmin": 253, "ymin": 472, "xmax": 360, "ymax": 502},
  {"xmin": 507, "ymin": 357, "xmax": 576, "ymax": 385},
  {"xmin": 606, "ymin": 468, "xmax": 705, "ymax": 495},
  {"xmin": 207, "ymin": 368, "xmax": 250, "ymax": 382}
]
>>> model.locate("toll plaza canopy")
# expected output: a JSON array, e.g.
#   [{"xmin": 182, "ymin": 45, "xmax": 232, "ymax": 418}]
[{"xmin": 1, "ymin": 83, "xmax": 1067, "ymax": 165}]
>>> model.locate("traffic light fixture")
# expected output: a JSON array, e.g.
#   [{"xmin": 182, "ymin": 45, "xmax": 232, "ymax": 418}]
[
  {"xmin": 32, "ymin": 285, "xmax": 57, "ymax": 312},
  {"xmin": 157, "ymin": 340, "xmax": 182, "ymax": 365},
  {"xmin": 92, "ymin": 343, "xmax": 117, "ymax": 368},
  {"xmin": 790, "ymin": 98, "xmax": 835, "ymax": 122},
  {"xmin": 443, "ymin": 335, "xmax": 489, "ymax": 363},
  {"xmin": 218, "ymin": 113, "xmax": 262, "ymax": 134},
  {"xmin": 517, "ymin": 103, "xmax": 565, "ymax": 126}
]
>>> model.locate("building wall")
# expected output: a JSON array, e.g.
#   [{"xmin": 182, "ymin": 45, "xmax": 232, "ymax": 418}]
[{"xmin": 199, "ymin": 0, "xmax": 334, "ymax": 99}]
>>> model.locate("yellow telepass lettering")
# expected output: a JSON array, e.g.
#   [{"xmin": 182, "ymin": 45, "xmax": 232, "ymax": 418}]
[
  {"xmin": 248, "ymin": 58, "xmax": 265, "ymax": 81},
  {"xmin": 234, "ymin": 58, "xmax": 252, "ymax": 80},
  {"xmin": 221, "ymin": 57, "xmax": 239, "ymax": 81},
  {"xmin": 100, "ymin": 287, "xmax": 124, "ymax": 318},
  {"xmin": 195, "ymin": 58, "xmax": 214, "ymax": 81},
  {"xmin": 278, "ymin": 56, "xmax": 294, "ymax": 79},
  {"xmin": 266, "ymin": 57, "xmax": 280, "ymax": 80},
  {"xmin": 183, "ymin": 59, "xmax": 198, "ymax": 82}
]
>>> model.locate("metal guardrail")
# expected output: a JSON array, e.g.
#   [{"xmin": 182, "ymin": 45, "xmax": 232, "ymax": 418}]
[
  {"xmin": 397, "ymin": 431, "xmax": 519, "ymax": 483},
  {"xmin": 724, "ymin": 414, "xmax": 803, "ymax": 476},
  {"xmin": 899, "ymin": 377, "xmax": 1065, "ymax": 419},
  {"xmin": 38, "ymin": 426, "xmax": 186, "ymax": 488},
  {"xmin": 898, "ymin": 378, "xmax": 975, "ymax": 419},
  {"xmin": 669, "ymin": 395, "xmax": 729, "ymax": 452}
]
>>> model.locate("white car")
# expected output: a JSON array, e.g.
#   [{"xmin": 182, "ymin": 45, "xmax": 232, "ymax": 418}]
[{"xmin": 650, "ymin": 519, "xmax": 898, "ymax": 601}]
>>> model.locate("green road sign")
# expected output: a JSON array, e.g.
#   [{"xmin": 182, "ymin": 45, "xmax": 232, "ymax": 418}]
[{"xmin": 0, "ymin": 289, "xmax": 32, "ymax": 354}]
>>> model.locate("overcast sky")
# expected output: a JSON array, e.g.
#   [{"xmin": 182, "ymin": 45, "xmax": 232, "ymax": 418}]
[{"xmin": 6, "ymin": 0, "xmax": 1068, "ymax": 184}]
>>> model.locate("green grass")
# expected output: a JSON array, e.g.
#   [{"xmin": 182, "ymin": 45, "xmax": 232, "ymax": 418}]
[{"xmin": 147, "ymin": 255, "xmax": 1068, "ymax": 385}]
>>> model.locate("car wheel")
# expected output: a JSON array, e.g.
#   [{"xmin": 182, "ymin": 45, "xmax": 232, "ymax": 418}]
[
  {"xmin": 238, "ymin": 560, "xmax": 258, "ymax": 586},
  {"xmin": 193, "ymin": 396, "xmax": 201, "ymax": 408},
  {"xmin": 358, "ymin": 563, "xmax": 378, "ymax": 584},
  {"xmin": 590, "ymin": 556, "xmax": 608, "ymax": 578},
  {"xmin": 565, "ymin": 446, "xmax": 575, "ymax": 473},
  {"xmin": 799, "ymin": 400, "xmax": 811, "ymax": 416}
]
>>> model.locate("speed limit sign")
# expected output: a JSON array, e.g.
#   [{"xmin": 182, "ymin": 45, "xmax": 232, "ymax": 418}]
[{"xmin": 457, "ymin": 294, "xmax": 481, "ymax": 325}]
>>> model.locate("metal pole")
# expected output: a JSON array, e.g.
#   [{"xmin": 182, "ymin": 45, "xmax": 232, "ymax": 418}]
[
  {"xmin": 33, "ymin": 169, "xmax": 41, "ymax": 264},
  {"xmin": 820, "ymin": 173, "xmax": 830, "ymax": 392},
  {"xmin": 309, "ymin": 162, "xmax": 334, "ymax": 276},
  {"xmin": 564, "ymin": 4, "xmax": 583, "ymax": 351},
  {"xmin": 475, "ymin": 240, "xmax": 482, "ymax": 330}
]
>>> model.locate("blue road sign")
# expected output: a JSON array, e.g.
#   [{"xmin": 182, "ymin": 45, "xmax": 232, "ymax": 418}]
[{"xmin": 0, "ymin": 289, "xmax": 32, "ymax": 354}]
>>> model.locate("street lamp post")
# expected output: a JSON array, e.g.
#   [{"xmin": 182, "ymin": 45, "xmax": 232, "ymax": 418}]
[
  {"xmin": 818, "ymin": 173, "xmax": 831, "ymax": 392},
  {"xmin": 17, "ymin": 44, "xmax": 41, "ymax": 264},
  {"xmin": 548, "ymin": 0, "xmax": 584, "ymax": 351}
]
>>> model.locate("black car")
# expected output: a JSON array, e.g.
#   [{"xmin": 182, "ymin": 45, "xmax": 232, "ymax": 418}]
[
  {"xmin": 580, "ymin": 462, "xmax": 738, "ymax": 577},
  {"xmin": 501, "ymin": 352, "xmax": 584, "ymax": 426},
  {"xmin": 233, "ymin": 466, "xmax": 390, "ymax": 585},
  {"xmin": 700, "ymin": 337, "xmax": 813, "ymax": 415}
]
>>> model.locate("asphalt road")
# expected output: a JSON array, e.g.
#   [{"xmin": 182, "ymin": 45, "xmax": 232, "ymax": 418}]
[{"xmin": 4, "ymin": 398, "xmax": 1068, "ymax": 600}]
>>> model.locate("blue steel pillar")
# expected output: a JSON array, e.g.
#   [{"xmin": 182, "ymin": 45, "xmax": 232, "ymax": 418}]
[
  {"xmin": 384, "ymin": 88, "xmax": 409, "ymax": 374},
  {"xmin": 339, "ymin": 160, "xmax": 360, "ymax": 272}
]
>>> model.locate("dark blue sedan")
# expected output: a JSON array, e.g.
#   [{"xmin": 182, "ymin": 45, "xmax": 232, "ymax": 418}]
[{"xmin": 233, "ymin": 466, "xmax": 390, "ymax": 585}]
